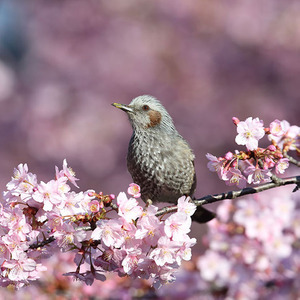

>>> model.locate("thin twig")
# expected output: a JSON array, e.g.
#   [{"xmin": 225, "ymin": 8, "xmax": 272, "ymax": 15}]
[
  {"xmin": 29, "ymin": 236, "xmax": 55, "ymax": 249},
  {"xmin": 155, "ymin": 175, "xmax": 300, "ymax": 217}
]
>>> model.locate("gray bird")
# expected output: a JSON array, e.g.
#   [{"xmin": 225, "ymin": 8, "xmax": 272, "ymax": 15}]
[{"xmin": 112, "ymin": 95, "xmax": 215, "ymax": 223}]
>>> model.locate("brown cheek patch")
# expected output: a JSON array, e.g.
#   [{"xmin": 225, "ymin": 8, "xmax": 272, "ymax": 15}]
[{"xmin": 147, "ymin": 110, "xmax": 162, "ymax": 128}]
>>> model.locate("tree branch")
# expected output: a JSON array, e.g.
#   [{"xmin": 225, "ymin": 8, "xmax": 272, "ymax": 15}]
[
  {"xmin": 283, "ymin": 152, "xmax": 300, "ymax": 167},
  {"xmin": 29, "ymin": 236, "xmax": 55, "ymax": 249},
  {"xmin": 155, "ymin": 175, "xmax": 300, "ymax": 217}
]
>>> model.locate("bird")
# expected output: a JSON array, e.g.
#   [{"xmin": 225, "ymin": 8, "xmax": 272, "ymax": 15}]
[{"xmin": 112, "ymin": 95, "xmax": 215, "ymax": 223}]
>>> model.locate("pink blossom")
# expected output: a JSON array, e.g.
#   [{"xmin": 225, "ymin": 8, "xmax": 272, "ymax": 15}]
[
  {"xmin": 225, "ymin": 168, "xmax": 247, "ymax": 189},
  {"xmin": 269, "ymin": 119, "xmax": 287, "ymax": 137},
  {"xmin": 117, "ymin": 192, "xmax": 143, "ymax": 222},
  {"xmin": 275, "ymin": 158, "xmax": 289, "ymax": 174},
  {"xmin": 8, "ymin": 214, "xmax": 32, "ymax": 241},
  {"xmin": 149, "ymin": 236, "xmax": 179, "ymax": 266},
  {"xmin": 1, "ymin": 161, "xmax": 201, "ymax": 289},
  {"xmin": 235, "ymin": 117, "xmax": 265, "ymax": 150},
  {"xmin": 6, "ymin": 164, "xmax": 37, "ymax": 202},
  {"xmin": 3, "ymin": 207, "xmax": 23, "ymax": 229},
  {"xmin": 3, "ymin": 253, "xmax": 36, "ymax": 281},
  {"xmin": 1, "ymin": 233, "xmax": 28, "ymax": 260},
  {"xmin": 55, "ymin": 159, "xmax": 79, "ymax": 188},
  {"xmin": 0, "ymin": 239, "xmax": 10, "ymax": 264},
  {"xmin": 253, "ymin": 255, "xmax": 270, "ymax": 272},
  {"xmin": 206, "ymin": 153, "xmax": 227, "ymax": 179},
  {"xmin": 121, "ymin": 221, "xmax": 140, "ymax": 250},
  {"xmin": 6, "ymin": 163, "xmax": 29, "ymax": 190},
  {"xmin": 225, "ymin": 151, "xmax": 234, "ymax": 160},
  {"xmin": 177, "ymin": 196, "xmax": 196, "ymax": 216},
  {"xmin": 263, "ymin": 235, "xmax": 293, "ymax": 259},
  {"xmin": 243, "ymin": 212, "xmax": 282, "ymax": 241},
  {"xmin": 91, "ymin": 219, "xmax": 124, "ymax": 248},
  {"xmin": 47, "ymin": 212, "xmax": 64, "ymax": 232},
  {"xmin": 233, "ymin": 200, "xmax": 259, "ymax": 226},
  {"xmin": 94, "ymin": 248, "xmax": 125, "ymax": 272},
  {"xmin": 140, "ymin": 204, "xmax": 158, "ymax": 217},
  {"xmin": 32, "ymin": 180, "xmax": 65, "ymax": 211},
  {"xmin": 292, "ymin": 212, "xmax": 300, "ymax": 238},
  {"xmin": 88, "ymin": 200, "xmax": 101, "ymax": 213},
  {"xmin": 216, "ymin": 200, "xmax": 234, "ymax": 222},
  {"xmin": 286, "ymin": 125, "xmax": 300, "ymax": 150},
  {"xmin": 127, "ymin": 183, "xmax": 141, "ymax": 198},
  {"xmin": 154, "ymin": 266, "xmax": 177, "ymax": 288},
  {"xmin": 135, "ymin": 215, "xmax": 163, "ymax": 247},
  {"xmin": 268, "ymin": 195, "xmax": 295, "ymax": 227},
  {"xmin": 122, "ymin": 249, "xmax": 144, "ymax": 275},
  {"xmin": 53, "ymin": 223, "xmax": 86, "ymax": 249},
  {"xmin": 59, "ymin": 191, "xmax": 86, "ymax": 216},
  {"xmin": 176, "ymin": 235, "xmax": 196, "ymax": 265},
  {"xmin": 245, "ymin": 165, "xmax": 271, "ymax": 184},
  {"xmin": 197, "ymin": 250, "xmax": 231, "ymax": 282},
  {"xmin": 75, "ymin": 190, "xmax": 97, "ymax": 214},
  {"xmin": 164, "ymin": 212, "xmax": 191, "ymax": 242},
  {"xmin": 268, "ymin": 120, "xmax": 300, "ymax": 150}
]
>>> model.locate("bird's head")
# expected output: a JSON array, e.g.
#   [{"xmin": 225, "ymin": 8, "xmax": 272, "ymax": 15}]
[{"xmin": 112, "ymin": 95, "xmax": 176, "ymax": 133}]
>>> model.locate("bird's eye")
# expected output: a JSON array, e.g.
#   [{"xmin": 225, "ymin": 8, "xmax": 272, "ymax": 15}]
[{"xmin": 142, "ymin": 105, "xmax": 150, "ymax": 111}]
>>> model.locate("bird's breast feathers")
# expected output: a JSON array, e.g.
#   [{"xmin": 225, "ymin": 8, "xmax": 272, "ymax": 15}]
[{"xmin": 127, "ymin": 132, "xmax": 196, "ymax": 200}]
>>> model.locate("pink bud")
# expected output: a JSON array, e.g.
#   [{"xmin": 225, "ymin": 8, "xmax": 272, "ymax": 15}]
[
  {"xmin": 267, "ymin": 145, "xmax": 276, "ymax": 152},
  {"xmin": 232, "ymin": 117, "xmax": 240, "ymax": 126},
  {"xmin": 109, "ymin": 194, "xmax": 115, "ymax": 200},
  {"xmin": 225, "ymin": 152, "xmax": 234, "ymax": 160},
  {"xmin": 265, "ymin": 157, "xmax": 275, "ymax": 168}
]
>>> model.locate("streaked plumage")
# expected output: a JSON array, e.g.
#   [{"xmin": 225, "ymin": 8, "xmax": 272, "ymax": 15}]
[{"xmin": 112, "ymin": 95, "xmax": 215, "ymax": 223}]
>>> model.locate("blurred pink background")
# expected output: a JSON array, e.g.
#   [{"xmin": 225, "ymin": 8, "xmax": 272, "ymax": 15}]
[
  {"xmin": 0, "ymin": 1, "xmax": 299, "ymax": 214},
  {"xmin": 0, "ymin": 1, "xmax": 300, "ymax": 298}
]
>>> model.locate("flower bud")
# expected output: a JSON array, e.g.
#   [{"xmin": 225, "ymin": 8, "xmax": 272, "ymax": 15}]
[
  {"xmin": 225, "ymin": 152, "xmax": 234, "ymax": 160},
  {"xmin": 232, "ymin": 117, "xmax": 240, "ymax": 126},
  {"xmin": 267, "ymin": 145, "xmax": 276, "ymax": 152}
]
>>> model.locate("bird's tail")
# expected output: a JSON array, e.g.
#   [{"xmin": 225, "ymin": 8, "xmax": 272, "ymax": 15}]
[
  {"xmin": 191, "ymin": 196, "xmax": 216, "ymax": 223},
  {"xmin": 191, "ymin": 206, "xmax": 216, "ymax": 223}
]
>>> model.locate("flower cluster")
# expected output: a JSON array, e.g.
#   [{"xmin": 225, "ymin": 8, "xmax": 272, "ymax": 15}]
[
  {"xmin": 207, "ymin": 118, "xmax": 299, "ymax": 188},
  {"xmin": 0, "ymin": 161, "xmax": 196, "ymax": 289},
  {"xmin": 197, "ymin": 188, "xmax": 300, "ymax": 299},
  {"xmin": 82, "ymin": 192, "xmax": 196, "ymax": 289}
]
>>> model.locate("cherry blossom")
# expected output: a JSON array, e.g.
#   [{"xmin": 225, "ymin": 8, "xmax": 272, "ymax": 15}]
[
  {"xmin": 177, "ymin": 196, "xmax": 197, "ymax": 216},
  {"xmin": 235, "ymin": 117, "xmax": 265, "ymax": 150},
  {"xmin": 127, "ymin": 183, "xmax": 141, "ymax": 198},
  {"xmin": 0, "ymin": 114, "xmax": 298, "ymax": 297},
  {"xmin": 207, "ymin": 118, "xmax": 299, "ymax": 188},
  {"xmin": 225, "ymin": 168, "xmax": 247, "ymax": 189},
  {"xmin": 164, "ymin": 212, "xmax": 192, "ymax": 242},
  {"xmin": 117, "ymin": 193, "xmax": 143, "ymax": 222}
]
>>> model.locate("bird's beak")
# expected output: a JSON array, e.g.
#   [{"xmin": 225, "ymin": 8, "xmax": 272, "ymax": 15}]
[{"xmin": 112, "ymin": 103, "xmax": 134, "ymax": 113}]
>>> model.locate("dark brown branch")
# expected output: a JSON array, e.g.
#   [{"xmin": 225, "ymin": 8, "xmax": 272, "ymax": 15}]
[
  {"xmin": 29, "ymin": 236, "xmax": 55, "ymax": 249},
  {"xmin": 155, "ymin": 175, "xmax": 300, "ymax": 217}
]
